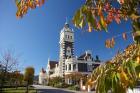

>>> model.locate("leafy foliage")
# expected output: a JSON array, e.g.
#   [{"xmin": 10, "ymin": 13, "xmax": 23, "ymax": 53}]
[
  {"xmin": 15, "ymin": 0, "xmax": 45, "ymax": 18},
  {"xmin": 73, "ymin": 0, "xmax": 140, "ymax": 32},
  {"xmin": 87, "ymin": 44, "xmax": 140, "ymax": 93},
  {"xmin": 24, "ymin": 67, "xmax": 34, "ymax": 93},
  {"xmin": 68, "ymin": 85, "xmax": 80, "ymax": 91},
  {"xmin": 24, "ymin": 67, "xmax": 34, "ymax": 85},
  {"xmin": 14, "ymin": 0, "xmax": 140, "ymax": 47},
  {"xmin": 6, "ymin": 71, "xmax": 24, "ymax": 87},
  {"xmin": 73, "ymin": 0, "xmax": 140, "ymax": 47},
  {"xmin": 0, "ymin": 50, "xmax": 19, "ymax": 92},
  {"xmin": 48, "ymin": 77, "xmax": 68, "ymax": 88}
]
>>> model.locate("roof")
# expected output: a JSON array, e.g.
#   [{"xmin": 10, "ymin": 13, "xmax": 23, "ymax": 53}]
[
  {"xmin": 41, "ymin": 68, "xmax": 46, "ymax": 73},
  {"xmin": 49, "ymin": 61, "xmax": 58, "ymax": 69},
  {"xmin": 78, "ymin": 53, "xmax": 91, "ymax": 59},
  {"xmin": 78, "ymin": 51, "xmax": 93, "ymax": 60},
  {"xmin": 60, "ymin": 22, "xmax": 73, "ymax": 33}
]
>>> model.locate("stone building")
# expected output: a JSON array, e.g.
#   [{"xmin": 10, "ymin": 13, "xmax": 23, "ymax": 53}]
[{"xmin": 43, "ymin": 21, "xmax": 101, "ymax": 86}]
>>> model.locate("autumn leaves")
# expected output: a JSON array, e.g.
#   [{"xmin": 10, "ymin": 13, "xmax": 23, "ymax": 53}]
[
  {"xmin": 72, "ymin": 0, "xmax": 127, "ymax": 32},
  {"xmin": 88, "ymin": 43, "xmax": 140, "ymax": 93},
  {"xmin": 105, "ymin": 32, "xmax": 128, "ymax": 48},
  {"xmin": 72, "ymin": 0, "xmax": 130, "ymax": 48},
  {"xmin": 15, "ymin": 0, "xmax": 45, "ymax": 18},
  {"xmin": 14, "ymin": 0, "xmax": 139, "ymax": 48}
]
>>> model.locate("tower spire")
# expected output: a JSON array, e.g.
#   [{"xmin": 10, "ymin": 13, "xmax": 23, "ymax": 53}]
[{"xmin": 64, "ymin": 17, "xmax": 69, "ymax": 28}]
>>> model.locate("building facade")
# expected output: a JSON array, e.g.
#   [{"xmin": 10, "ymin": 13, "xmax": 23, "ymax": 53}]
[{"xmin": 40, "ymin": 22, "xmax": 101, "ymax": 85}]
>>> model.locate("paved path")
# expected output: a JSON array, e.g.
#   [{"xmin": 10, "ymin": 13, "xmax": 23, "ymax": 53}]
[
  {"xmin": 32, "ymin": 85, "xmax": 93, "ymax": 93},
  {"xmin": 33, "ymin": 85, "xmax": 140, "ymax": 93}
]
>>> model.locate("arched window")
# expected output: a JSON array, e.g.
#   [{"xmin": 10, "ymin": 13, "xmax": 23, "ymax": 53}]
[{"xmin": 65, "ymin": 65, "xmax": 67, "ymax": 71}]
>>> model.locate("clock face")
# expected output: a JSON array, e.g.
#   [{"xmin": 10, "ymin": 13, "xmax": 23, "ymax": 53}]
[{"xmin": 66, "ymin": 47, "xmax": 71, "ymax": 56}]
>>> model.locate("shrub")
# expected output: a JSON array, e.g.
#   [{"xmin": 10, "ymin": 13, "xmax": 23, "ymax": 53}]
[
  {"xmin": 48, "ymin": 77, "xmax": 63, "ymax": 87},
  {"xmin": 54, "ymin": 83, "xmax": 62, "ymax": 88},
  {"xmin": 61, "ymin": 83, "xmax": 69, "ymax": 88},
  {"xmin": 68, "ymin": 85, "xmax": 80, "ymax": 91}
]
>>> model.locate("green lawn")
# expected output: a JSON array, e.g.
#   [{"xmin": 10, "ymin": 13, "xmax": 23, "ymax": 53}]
[{"xmin": 3, "ymin": 87, "xmax": 37, "ymax": 93}]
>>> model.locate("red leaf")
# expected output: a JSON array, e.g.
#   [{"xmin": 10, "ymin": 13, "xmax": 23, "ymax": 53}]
[{"xmin": 114, "ymin": 15, "xmax": 121, "ymax": 24}]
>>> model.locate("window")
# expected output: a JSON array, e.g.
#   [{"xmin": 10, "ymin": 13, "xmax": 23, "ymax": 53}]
[
  {"xmin": 69, "ymin": 64, "xmax": 71, "ymax": 70},
  {"xmin": 67, "ymin": 50, "xmax": 70, "ymax": 53},
  {"xmin": 66, "ymin": 65, "xmax": 67, "ymax": 70},
  {"xmin": 68, "ymin": 35, "xmax": 69, "ymax": 39},
  {"xmin": 88, "ymin": 65, "xmax": 92, "ymax": 72},
  {"xmin": 78, "ymin": 63, "xmax": 87, "ymax": 72},
  {"xmin": 71, "ymin": 36, "xmax": 72, "ymax": 39},
  {"xmin": 73, "ymin": 64, "xmax": 76, "ymax": 71}
]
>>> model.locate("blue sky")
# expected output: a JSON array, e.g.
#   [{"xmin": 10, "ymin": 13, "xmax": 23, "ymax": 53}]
[{"xmin": 0, "ymin": 0, "xmax": 133, "ymax": 75}]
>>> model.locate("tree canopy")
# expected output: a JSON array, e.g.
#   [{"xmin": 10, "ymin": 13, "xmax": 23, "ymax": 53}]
[
  {"xmin": 24, "ymin": 67, "xmax": 34, "ymax": 93},
  {"xmin": 24, "ymin": 67, "xmax": 34, "ymax": 85}
]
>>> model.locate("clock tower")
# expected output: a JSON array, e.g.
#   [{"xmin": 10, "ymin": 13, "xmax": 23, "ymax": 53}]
[{"xmin": 59, "ymin": 21, "xmax": 74, "ymax": 78}]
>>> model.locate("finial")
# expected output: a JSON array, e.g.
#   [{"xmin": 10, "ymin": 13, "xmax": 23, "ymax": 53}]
[
  {"xmin": 48, "ymin": 58, "xmax": 50, "ymax": 61},
  {"xmin": 65, "ymin": 17, "xmax": 68, "ymax": 24},
  {"xmin": 47, "ymin": 57, "xmax": 50, "ymax": 65},
  {"xmin": 65, "ymin": 17, "xmax": 69, "ymax": 28}
]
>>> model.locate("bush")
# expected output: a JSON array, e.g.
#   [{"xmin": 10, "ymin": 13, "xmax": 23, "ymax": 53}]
[
  {"xmin": 54, "ymin": 83, "xmax": 62, "ymax": 88},
  {"xmin": 53, "ymin": 83, "xmax": 69, "ymax": 88},
  {"xmin": 68, "ymin": 85, "xmax": 80, "ymax": 91},
  {"xmin": 61, "ymin": 83, "xmax": 69, "ymax": 88},
  {"xmin": 48, "ymin": 77, "xmax": 64, "ymax": 87}
]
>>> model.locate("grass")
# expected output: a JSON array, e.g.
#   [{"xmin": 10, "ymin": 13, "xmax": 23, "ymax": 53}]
[{"xmin": 3, "ymin": 87, "xmax": 37, "ymax": 93}]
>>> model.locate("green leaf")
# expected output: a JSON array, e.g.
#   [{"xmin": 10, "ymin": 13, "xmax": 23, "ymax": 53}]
[
  {"xmin": 73, "ymin": 9, "xmax": 81, "ymax": 27},
  {"xmin": 81, "ymin": 5, "xmax": 88, "ymax": 14},
  {"xmin": 99, "ymin": 17, "xmax": 108, "ymax": 32},
  {"xmin": 79, "ymin": 16, "xmax": 86, "ymax": 28},
  {"xmin": 15, "ymin": 0, "xmax": 20, "ymax": 8},
  {"xmin": 135, "ymin": 65, "xmax": 140, "ymax": 75},
  {"xmin": 86, "ymin": 11, "xmax": 97, "ymax": 30}
]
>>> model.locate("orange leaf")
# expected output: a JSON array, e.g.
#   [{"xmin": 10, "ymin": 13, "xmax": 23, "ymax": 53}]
[
  {"xmin": 122, "ymin": 33, "xmax": 127, "ymax": 40},
  {"xmin": 88, "ymin": 23, "xmax": 92, "ymax": 32}
]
